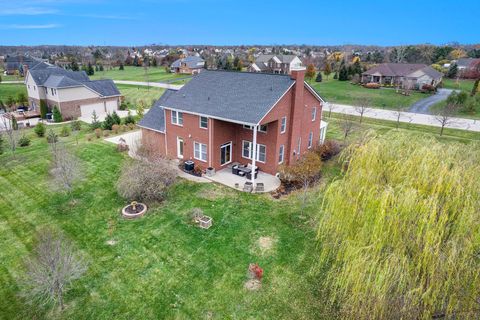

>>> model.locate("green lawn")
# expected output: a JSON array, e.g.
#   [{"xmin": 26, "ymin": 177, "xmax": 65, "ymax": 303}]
[
  {"xmin": 442, "ymin": 78, "xmax": 475, "ymax": 92},
  {"xmin": 90, "ymin": 66, "xmax": 190, "ymax": 84},
  {"xmin": 0, "ymin": 125, "xmax": 326, "ymax": 319},
  {"xmin": 117, "ymin": 84, "xmax": 165, "ymax": 107},
  {"xmin": 309, "ymin": 74, "xmax": 429, "ymax": 110},
  {"xmin": 0, "ymin": 84, "xmax": 27, "ymax": 102},
  {"xmin": 0, "ymin": 72, "xmax": 24, "ymax": 82}
]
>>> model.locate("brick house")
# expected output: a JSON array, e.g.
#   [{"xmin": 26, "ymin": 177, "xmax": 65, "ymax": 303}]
[
  {"xmin": 24, "ymin": 64, "xmax": 121, "ymax": 120},
  {"xmin": 248, "ymin": 54, "xmax": 303, "ymax": 74},
  {"xmin": 170, "ymin": 56, "xmax": 205, "ymax": 74},
  {"xmin": 138, "ymin": 69, "xmax": 328, "ymax": 183}
]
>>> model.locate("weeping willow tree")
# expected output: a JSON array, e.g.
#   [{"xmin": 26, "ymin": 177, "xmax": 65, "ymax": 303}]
[{"xmin": 317, "ymin": 132, "xmax": 480, "ymax": 319}]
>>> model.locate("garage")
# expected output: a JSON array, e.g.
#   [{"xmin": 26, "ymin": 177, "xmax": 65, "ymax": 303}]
[
  {"xmin": 105, "ymin": 99, "xmax": 118, "ymax": 113},
  {"xmin": 80, "ymin": 102, "xmax": 105, "ymax": 118}
]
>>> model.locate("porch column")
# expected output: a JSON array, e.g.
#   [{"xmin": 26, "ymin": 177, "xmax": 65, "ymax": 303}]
[{"xmin": 251, "ymin": 125, "xmax": 258, "ymax": 187}]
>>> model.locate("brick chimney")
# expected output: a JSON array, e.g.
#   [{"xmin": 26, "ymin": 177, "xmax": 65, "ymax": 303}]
[{"xmin": 288, "ymin": 67, "xmax": 306, "ymax": 164}]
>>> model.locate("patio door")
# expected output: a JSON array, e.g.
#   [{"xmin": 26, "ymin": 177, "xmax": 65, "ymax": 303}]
[
  {"xmin": 220, "ymin": 142, "xmax": 232, "ymax": 165},
  {"xmin": 177, "ymin": 137, "xmax": 184, "ymax": 159}
]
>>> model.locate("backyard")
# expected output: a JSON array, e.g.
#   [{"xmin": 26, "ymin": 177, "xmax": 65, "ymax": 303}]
[
  {"xmin": 309, "ymin": 73, "xmax": 430, "ymax": 109},
  {"xmin": 0, "ymin": 114, "xmax": 478, "ymax": 319},
  {"xmin": 0, "ymin": 83, "xmax": 27, "ymax": 102},
  {"xmin": 90, "ymin": 66, "xmax": 190, "ymax": 84}
]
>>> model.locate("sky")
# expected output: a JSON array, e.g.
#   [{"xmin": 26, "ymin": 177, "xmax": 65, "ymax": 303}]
[{"xmin": 0, "ymin": 0, "xmax": 478, "ymax": 46}]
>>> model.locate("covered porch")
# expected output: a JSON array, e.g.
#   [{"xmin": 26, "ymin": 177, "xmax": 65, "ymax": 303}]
[{"xmin": 203, "ymin": 166, "xmax": 281, "ymax": 193}]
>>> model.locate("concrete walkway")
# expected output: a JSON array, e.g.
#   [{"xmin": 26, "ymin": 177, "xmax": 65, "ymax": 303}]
[
  {"xmin": 0, "ymin": 80, "xmax": 23, "ymax": 84},
  {"xmin": 330, "ymin": 103, "xmax": 480, "ymax": 132},
  {"xmin": 408, "ymin": 89, "xmax": 454, "ymax": 114},
  {"xmin": 113, "ymin": 80, "xmax": 183, "ymax": 90}
]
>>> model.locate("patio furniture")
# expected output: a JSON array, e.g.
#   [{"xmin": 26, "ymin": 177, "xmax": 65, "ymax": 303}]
[
  {"xmin": 238, "ymin": 171, "xmax": 246, "ymax": 177},
  {"xmin": 232, "ymin": 165, "xmax": 239, "ymax": 175},
  {"xmin": 246, "ymin": 171, "xmax": 258, "ymax": 180},
  {"xmin": 243, "ymin": 181, "xmax": 253, "ymax": 192},
  {"xmin": 255, "ymin": 183, "xmax": 264, "ymax": 192}
]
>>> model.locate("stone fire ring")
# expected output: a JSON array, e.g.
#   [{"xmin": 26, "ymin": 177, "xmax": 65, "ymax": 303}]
[{"xmin": 121, "ymin": 203, "xmax": 148, "ymax": 219}]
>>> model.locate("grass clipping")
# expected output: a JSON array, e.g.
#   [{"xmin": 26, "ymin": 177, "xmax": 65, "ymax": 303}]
[{"xmin": 317, "ymin": 132, "xmax": 480, "ymax": 319}]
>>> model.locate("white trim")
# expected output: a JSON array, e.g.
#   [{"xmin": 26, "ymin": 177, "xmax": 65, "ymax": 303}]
[
  {"xmin": 256, "ymin": 82, "xmax": 295, "ymax": 125},
  {"xmin": 177, "ymin": 137, "xmax": 184, "ymax": 159},
  {"xmin": 312, "ymin": 107, "xmax": 316, "ymax": 121},
  {"xmin": 304, "ymin": 81, "xmax": 325, "ymax": 103},
  {"xmin": 199, "ymin": 116, "xmax": 208, "ymax": 129},
  {"xmin": 278, "ymin": 144, "xmax": 284, "ymax": 164},
  {"xmin": 193, "ymin": 141, "xmax": 208, "ymax": 162},
  {"xmin": 280, "ymin": 116, "xmax": 287, "ymax": 133},
  {"xmin": 171, "ymin": 110, "xmax": 183, "ymax": 126},
  {"xmin": 137, "ymin": 125, "xmax": 165, "ymax": 134},
  {"xmin": 241, "ymin": 140, "xmax": 266, "ymax": 164},
  {"xmin": 220, "ymin": 141, "xmax": 232, "ymax": 166},
  {"xmin": 308, "ymin": 132, "xmax": 313, "ymax": 149}
]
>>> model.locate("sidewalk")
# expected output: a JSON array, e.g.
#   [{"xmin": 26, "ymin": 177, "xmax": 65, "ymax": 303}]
[
  {"xmin": 113, "ymin": 80, "xmax": 183, "ymax": 90},
  {"xmin": 330, "ymin": 103, "xmax": 480, "ymax": 132}
]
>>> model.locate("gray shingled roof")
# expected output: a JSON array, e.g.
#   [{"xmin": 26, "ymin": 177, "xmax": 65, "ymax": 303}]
[
  {"xmin": 28, "ymin": 65, "xmax": 120, "ymax": 97},
  {"xmin": 152, "ymin": 70, "xmax": 296, "ymax": 125},
  {"xmin": 171, "ymin": 56, "xmax": 205, "ymax": 69},
  {"xmin": 138, "ymin": 89, "xmax": 177, "ymax": 132},
  {"xmin": 255, "ymin": 54, "xmax": 298, "ymax": 64},
  {"xmin": 363, "ymin": 63, "xmax": 443, "ymax": 79}
]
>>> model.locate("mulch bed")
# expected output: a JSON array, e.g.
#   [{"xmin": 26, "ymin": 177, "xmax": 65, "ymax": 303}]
[{"xmin": 178, "ymin": 163, "xmax": 203, "ymax": 177}]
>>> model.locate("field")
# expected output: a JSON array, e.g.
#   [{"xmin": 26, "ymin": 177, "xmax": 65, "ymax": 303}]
[
  {"xmin": 90, "ymin": 66, "xmax": 190, "ymax": 84},
  {"xmin": 0, "ymin": 84, "xmax": 27, "ymax": 101},
  {"xmin": 117, "ymin": 84, "xmax": 165, "ymax": 107},
  {"xmin": 442, "ymin": 78, "xmax": 475, "ymax": 92},
  {"xmin": 309, "ymin": 74, "xmax": 429, "ymax": 109}
]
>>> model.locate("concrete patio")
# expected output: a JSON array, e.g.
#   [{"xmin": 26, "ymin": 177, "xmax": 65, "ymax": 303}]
[{"xmin": 203, "ymin": 167, "xmax": 281, "ymax": 193}]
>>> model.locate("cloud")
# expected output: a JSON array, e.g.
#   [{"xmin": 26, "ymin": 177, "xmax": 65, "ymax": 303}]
[
  {"xmin": 0, "ymin": 7, "xmax": 59, "ymax": 15},
  {"xmin": 0, "ymin": 24, "xmax": 61, "ymax": 29}
]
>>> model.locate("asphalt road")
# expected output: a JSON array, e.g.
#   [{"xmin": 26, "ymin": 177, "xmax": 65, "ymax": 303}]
[{"xmin": 408, "ymin": 89, "xmax": 454, "ymax": 114}]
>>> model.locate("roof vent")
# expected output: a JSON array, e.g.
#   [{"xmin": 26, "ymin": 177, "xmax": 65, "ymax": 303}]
[
  {"xmin": 207, "ymin": 96, "xmax": 210, "ymax": 101},
  {"xmin": 183, "ymin": 94, "xmax": 186, "ymax": 98}
]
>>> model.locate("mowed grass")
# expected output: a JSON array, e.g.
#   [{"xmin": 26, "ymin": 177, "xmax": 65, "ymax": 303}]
[
  {"xmin": 117, "ymin": 84, "xmax": 165, "ymax": 107},
  {"xmin": 309, "ymin": 74, "xmax": 430, "ymax": 109},
  {"xmin": 0, "ymin": 126, "xmax": 325, "ymax": 319},
  {"xmin": 442, "ymin": 78, "xmax": 475, "ymax": 92},
  {"xmin": 0, "ymin": 84, "xmax": 27, "ymax": 101},
  {"xmin": 90, "ymin": 66, "xmax": 190, "ymax": 84}
]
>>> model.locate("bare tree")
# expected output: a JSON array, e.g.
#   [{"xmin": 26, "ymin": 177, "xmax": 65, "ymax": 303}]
[
  {"xmin": 326, "ymin": 101, "xmax": 336, "ymax": 118},
  {"xmin": 22, "ymin": 229, "xmax": 86, "ymax": 311},
  {"xmin": 1, "ymin": 114, "xmax": 18, "ymax": 157},
  {"xmin": 354, "ymin": 97, "xmax": 370, "ymax": 124},
  {"xmin": 435, "ymin": 103, "xmax": 457, "ymax": 136},
  {"xmin": 394, "ymin": 106, "xmax": 405, "ymax": 129},
  {"xmin": 340, "ymin": 113, "xmax": 355, "ymax": 142},
  {"xmin": 49, "ymin": 136, "xmax": 81, "ymax": 191}
]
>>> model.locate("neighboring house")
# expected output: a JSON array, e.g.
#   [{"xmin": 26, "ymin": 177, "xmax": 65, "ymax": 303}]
[
  {"xmin": 170, "ymin": 56, "xmax": 205, "ymax": 74},
  {"xmin": 138, "ymin": 69, "xmax": 328, "ymax": 181},
  {"xmin": 248, "ymin": 54, "xmax": 303, "ymax": 74},
  {"xmin": 455, "ymin": 58, "xmax": 480, "ymax": 78},
  {"xmin": 24, "ymin": 64, "xmax": 121, "ymax": 120},
  {"xmin": 361, "ymin": 63, "xmax": 443, "ymax": 89},
  {"xmin": 4, "ymin": 55, "xmax": 46, "ymax": 76}
]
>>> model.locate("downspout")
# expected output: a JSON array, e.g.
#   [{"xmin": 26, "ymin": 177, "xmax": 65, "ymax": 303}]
[{"xmin": 251, "ymin": 125, "xmax": 257, "ymax": 188}]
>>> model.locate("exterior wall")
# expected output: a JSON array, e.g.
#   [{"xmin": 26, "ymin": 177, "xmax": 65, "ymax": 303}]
[
  {"xmin": 57, "ymin": 86, "xmax": 99, "ymax": 101},
  {"xmin": 59, "ymin": 96, "xmax": 119, "ymax": 120},
  {"xmin": 164, "ymin": 110, "xmax": 210, "ymax": 164},
  {"xmin": 25, "ymin": 73, "xmax": 43, "ymax": 100},
  {"xmin": 141, "ymin": 128, "xmax": 166, "ymax": 157}
]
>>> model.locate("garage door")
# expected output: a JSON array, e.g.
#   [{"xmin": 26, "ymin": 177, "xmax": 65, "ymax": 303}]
[
  {"xmin": 105, "ymin": 100, "xmax": 118, "ymax": 114},
  {"xmin": 80, "ymin": 103, "xmax": 105, "ymax": 118}
]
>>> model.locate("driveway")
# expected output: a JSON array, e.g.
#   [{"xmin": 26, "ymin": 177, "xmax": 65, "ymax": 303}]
[{"xmin": 408, "ymin": 89, "xmax": 454, "ymax": 114}]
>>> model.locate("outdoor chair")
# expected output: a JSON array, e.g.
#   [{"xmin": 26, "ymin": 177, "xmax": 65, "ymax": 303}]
[
  {"xmin": 243, "ymin": 181, "xmax": 253, "ymax": 192},
  {"xmin": 232, "ymin": 165, "xmax": 239, "ymax": 175},
  {"xmin": 255, "ymin": 183, "xmax": 264, "ymax": 192}
]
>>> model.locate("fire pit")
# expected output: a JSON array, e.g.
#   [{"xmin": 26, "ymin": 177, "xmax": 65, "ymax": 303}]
[{"xmin": 121, "ymin": 201, "xmax": 147, "ymax": 219}]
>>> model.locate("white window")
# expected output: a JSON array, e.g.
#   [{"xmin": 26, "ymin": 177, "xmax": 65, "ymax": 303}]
[
  {"xmin": 242, "ymin": 140, "xmax": 266, "ymax": 163},
  {"xmin": 278, "ymin": 145, "xmax": 284, "ymax": 164},
  {"xmin": 199, "ymin": 116, "xmax": 208, "ymax": 129},
  {"xmin": 51, "ymin": 88, "xmax": 55, "ymax": 95},
  {"xmin": 312, "ymin": 107, "xmax": 316, "ymax": 121},
  {"xmin": 194, "ymin": 142, "xmax": 207, "ymax": 162},
  {"xmin": 280, "ymin": 116, "xmax": 287, "ymax": 133},
  {"xmin": 171, "ymin": 110, "xmax": 183, "ymax": 126},
  {"xmin": 243, "ymin": 124, "xmax": 267, "ymax": 133},
  {"xmin": 308, "ymin": 132, "xmax": 313, "ymax": 149}
]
